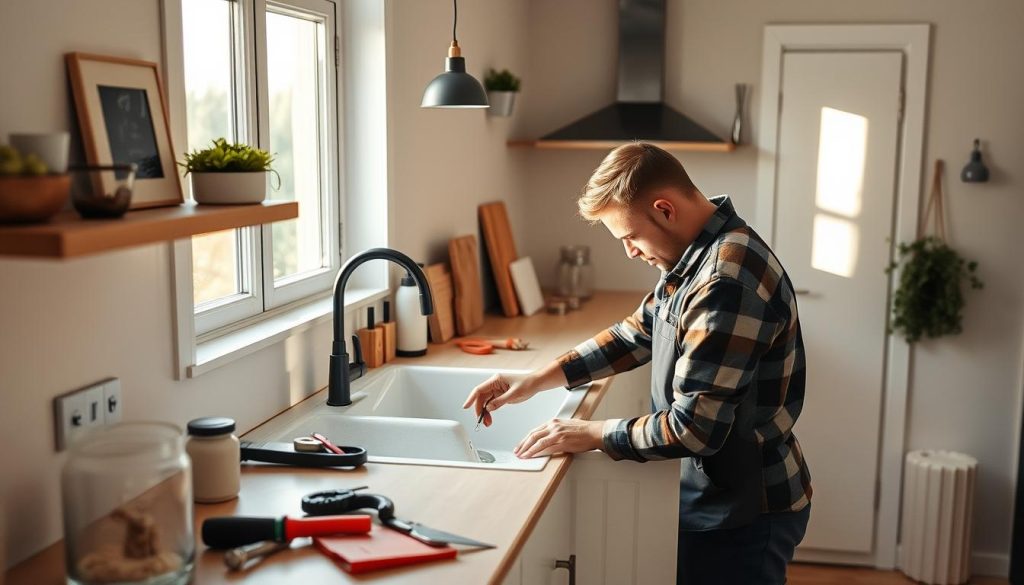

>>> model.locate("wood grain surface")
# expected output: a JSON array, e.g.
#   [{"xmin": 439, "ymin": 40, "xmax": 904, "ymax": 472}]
[
  {"xmin": 478, "ymin": 202, "xmax": 520, "ymax": 317},
  {"xmin": 448, "ymin": 235, "xmax": 485, "ymax": 335}
]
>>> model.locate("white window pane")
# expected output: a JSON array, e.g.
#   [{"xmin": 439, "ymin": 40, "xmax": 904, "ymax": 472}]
[
  {"xmin": 192, "ymin": 230, "xmax": 240, "ymax": 305},
  {"xmin": 182, "ymin": 0, "xmax": 237, "ymax": 150},
  {"xmin": 267, "ymin": 10, "xmax": 329, "ymax": 282},
  {"xmin": 183, "ymin": 0, "xmax": 246, "ymax": 308}
]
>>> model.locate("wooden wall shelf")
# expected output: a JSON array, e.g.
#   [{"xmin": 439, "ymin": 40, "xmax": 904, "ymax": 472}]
[
  {"xmin": 507, "ymin": 139, "xmax": 736, "ymax": 152},
  {"xmin": 0, "ymin": 200, "xmax": 298, "ymax": 259}
]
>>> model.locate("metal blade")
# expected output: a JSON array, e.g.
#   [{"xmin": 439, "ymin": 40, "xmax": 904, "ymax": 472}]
[{"xmin": 408, "ymin": 522, "xmax": 495, "ymax": 549}]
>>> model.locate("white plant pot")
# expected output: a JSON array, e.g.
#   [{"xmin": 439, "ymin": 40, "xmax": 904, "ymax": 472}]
[
  {"xmin": 191, "ymin": 171, "xmax": 267, "ymax": 205},
  {"xmin": 487, "ymin": 90, "xmax": 517, "ymax": 117}
]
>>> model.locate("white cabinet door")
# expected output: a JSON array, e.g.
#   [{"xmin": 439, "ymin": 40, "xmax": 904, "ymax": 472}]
[
  {"xmin": 570, "ymin": 451, "xmax": 680, "ymax": 584},
  {"xmin": 511, "ymin": 478, "xmax": 573, "ymax": 585},
  {"xmin": 773, "ymin": 51, "xmax": 904, "ymax": 555},
  {"xmin": 507, "ymin": 366, "xmax": 679, "ymax": 585}
]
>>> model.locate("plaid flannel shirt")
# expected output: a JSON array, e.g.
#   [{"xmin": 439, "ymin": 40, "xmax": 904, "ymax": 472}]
[{"xmin": 558, "ymin": 196, "xmax": 811, "ymax": 514}]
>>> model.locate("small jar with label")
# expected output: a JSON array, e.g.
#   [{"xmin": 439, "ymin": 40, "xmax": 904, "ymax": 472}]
[{"xmin": 185, "ymin": 417, "xmax": 240, "ymax": 504}]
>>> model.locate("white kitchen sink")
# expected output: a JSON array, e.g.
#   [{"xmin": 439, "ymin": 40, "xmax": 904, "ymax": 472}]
[{"xmin": 244, "ymin": 365, "xmax": 590, "ymax": 471}]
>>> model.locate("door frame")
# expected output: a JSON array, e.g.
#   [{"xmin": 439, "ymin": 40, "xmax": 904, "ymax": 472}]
[{"xmin": 754, "ymin": 24, "xmax": 930, "ymax": 570}]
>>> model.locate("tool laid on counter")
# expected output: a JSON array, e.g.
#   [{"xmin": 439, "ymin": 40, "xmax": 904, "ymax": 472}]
[
  {"xmin": 224, "ymin": 540, "xmax": 291, "ymax": 571},
  {"xmin": 455, "ymin": 337, "xmax": 530, "ymax": 355},
  {"xmin": 301, "ymin": 486, "xmax": 495, "ymax": 549},
  {"xmin": 202, "ymin": 514, "xmax": 373, "ymax": 549},
  {"xmin": 240, "ymin": 439, "xmax": 367, "ymax": 468},
  {"xmin": 310, "ymin": 432, "xmax": 348, "ymax": 455}
]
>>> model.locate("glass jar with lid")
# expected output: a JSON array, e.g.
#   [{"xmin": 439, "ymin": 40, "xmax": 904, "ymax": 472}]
[
  {"xmin": 62, "ymin": 422, "xmax": 194, "ymax": 585},
  {"xmin": 556, "ymin": 245, "xmax": 594, "ymax": 300}
]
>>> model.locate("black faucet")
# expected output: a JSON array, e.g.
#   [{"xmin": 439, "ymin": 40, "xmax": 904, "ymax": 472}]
[{"xmin": 329, "ymin": 248, "xmax": 434, "ymax": 406}]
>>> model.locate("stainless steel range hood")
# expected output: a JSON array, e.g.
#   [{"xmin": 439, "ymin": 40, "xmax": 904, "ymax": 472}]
[{"xmin": 517, "ymin": 0, "xmax": 732, "ymax": 152}]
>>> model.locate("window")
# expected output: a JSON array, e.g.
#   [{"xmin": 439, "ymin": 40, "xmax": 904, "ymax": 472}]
[{"xmin": 182, "ymin": 0, "xmax": 340, "ymax": 335}]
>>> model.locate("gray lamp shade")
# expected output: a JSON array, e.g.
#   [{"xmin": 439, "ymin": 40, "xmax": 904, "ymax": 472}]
[{"xmin": 421, "ymin": 56, "xmax": 489, "ymax": 108}]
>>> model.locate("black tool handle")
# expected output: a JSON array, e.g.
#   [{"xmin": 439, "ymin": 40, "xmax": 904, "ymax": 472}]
[
  {"xmin": 240, "ymin": 441, "xmax": 367, "ymax": 468},
  {"xmin": 302, "ymin": 490, "xmax": 395, "ymax": 520},
  {"xmin": 203, "ymin": 516, "xmax": 279, "ymax": 549}
]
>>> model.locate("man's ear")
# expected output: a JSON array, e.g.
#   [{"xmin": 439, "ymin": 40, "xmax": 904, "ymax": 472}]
[{"xmin": 651, "ymin": 198, "xmax": 676, "ymax": 223}]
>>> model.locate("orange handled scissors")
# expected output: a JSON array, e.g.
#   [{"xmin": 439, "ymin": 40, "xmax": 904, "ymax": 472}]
[{"xmin": 454, "ymin": 337, "xmax": 530, "ymax": 355}]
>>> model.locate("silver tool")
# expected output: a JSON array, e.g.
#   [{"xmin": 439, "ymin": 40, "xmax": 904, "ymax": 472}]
[{"xmin": 224, "ymin": 540, "xmax": 290, "ymax": 570}]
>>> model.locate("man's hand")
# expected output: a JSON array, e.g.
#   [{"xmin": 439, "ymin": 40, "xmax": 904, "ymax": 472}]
[
  {"xmin": 514, "ymin": 418, "xmax": 604, "ymax": 459},
  {"xmin": 462, "ymin": 372, "xmax": 543, "ymax": 427}
]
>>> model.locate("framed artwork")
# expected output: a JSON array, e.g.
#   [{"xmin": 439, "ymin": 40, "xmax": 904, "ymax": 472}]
[{"xmin": 66, "ymin": 52, "xmax": 183, "ymax": 209}]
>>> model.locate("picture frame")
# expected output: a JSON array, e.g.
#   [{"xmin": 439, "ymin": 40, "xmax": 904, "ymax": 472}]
[{"xmin": 65, "ymin": 52, "xmax": 183, "ymax": 210}]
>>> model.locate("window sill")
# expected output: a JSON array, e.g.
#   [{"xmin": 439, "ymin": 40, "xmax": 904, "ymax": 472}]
[{"xmin": 187, "ymin": 287, "xmax": 389, "ymax": 378}]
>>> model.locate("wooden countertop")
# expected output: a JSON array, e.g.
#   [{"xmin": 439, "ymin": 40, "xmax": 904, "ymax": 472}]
[{"xmin": 6, "ymin": 291, "xmax": 642, "ymax": 585}]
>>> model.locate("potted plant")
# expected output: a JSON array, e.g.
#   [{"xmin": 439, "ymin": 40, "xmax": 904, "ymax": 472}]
[
  {"xmin": 887, "ymin": 161, "xmax": 983, "ymax": 343},
  {"xmin": 484, "ymin": 68, "xmax": 521, "ymax": 117},
  {"xmin": 180, "ymin": 138, "xmax": 277, "ymax": 204}
]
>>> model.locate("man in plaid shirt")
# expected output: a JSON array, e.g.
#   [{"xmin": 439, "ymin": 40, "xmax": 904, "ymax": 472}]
[{"xmin": 464, "ymin": 143, "xmax": 811, "ymax": 584}]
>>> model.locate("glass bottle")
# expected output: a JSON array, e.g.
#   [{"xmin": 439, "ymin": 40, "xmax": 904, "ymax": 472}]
[
  {"xmin": 557, "ymin": 245, "xmax": 594, "ymax": 300},
  {"xmin": 62, "ymin": 422, "xmax": 194, "ymax": 585}
]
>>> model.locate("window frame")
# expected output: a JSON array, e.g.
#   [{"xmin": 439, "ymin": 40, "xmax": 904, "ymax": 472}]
[{"xmin": 175, "ymin": 0, "xmax": 343, "ymax": 337}]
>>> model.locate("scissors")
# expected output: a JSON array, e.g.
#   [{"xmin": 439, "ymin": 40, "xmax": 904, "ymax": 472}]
[
  {"xmin": 302, "ymin": 487, "xmax": 496, "ymax": 549},
  {"xmin": 455, "ymin": 337, "xmax": 529, "ymax": 355}
]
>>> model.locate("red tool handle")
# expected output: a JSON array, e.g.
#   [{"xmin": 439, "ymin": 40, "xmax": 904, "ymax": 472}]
[
  {"xmin": 311, "ymin": 432, "xmax": 348, "ymax": 454},
  {"xmin": 283, "ymin": 514, "xmax": 372, "ymax": 540}
]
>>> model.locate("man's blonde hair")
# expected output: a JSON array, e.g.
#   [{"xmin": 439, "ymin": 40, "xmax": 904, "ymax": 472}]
[{"xmin": 577, "ymin": 142, "xmax": 695, "ymax": 221}]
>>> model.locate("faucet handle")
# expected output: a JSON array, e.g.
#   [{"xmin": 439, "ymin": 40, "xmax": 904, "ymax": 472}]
[{"xmin": 350, "ymin": 334, "xmax": 365, "ymax": 367}]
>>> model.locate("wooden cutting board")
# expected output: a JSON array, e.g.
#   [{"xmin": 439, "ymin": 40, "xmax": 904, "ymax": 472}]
[
  {"xmin": 448, "ymin": 235, "xmax": 484, "ymax": 335},
  {"xmin": 424, "ymin": 263, "xmax": 455, "ymax": 343},
  {"xmin": 478, "ymin": 201, "xmax": 520, "ymax": 317}
]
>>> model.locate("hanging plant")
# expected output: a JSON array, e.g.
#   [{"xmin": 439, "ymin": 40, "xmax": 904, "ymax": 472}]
[{"xmin": 887, "ymin": 160, "xmax": 983, "ymax": 343}]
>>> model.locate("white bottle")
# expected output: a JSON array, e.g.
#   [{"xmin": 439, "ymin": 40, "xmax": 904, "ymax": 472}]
[{"xmin": 395, "ymin": 269, "xmax": 428, "ymax": 357}]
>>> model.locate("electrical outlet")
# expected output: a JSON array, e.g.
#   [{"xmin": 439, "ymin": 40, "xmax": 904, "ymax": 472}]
[{"xmin": 54, "ymin": 378, "xmax": 119, "ymax": 451}]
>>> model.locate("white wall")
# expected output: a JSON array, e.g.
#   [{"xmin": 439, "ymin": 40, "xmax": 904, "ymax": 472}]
[
  {"xmin": 0, "ymin": 0, "xmax": 529, "ymax": 568},
  {"xmin": 519, "ymin": 0, "xmax": 1024, "ymax": 571}
]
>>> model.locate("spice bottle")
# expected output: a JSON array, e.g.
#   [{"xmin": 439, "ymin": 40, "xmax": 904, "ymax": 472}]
[{"xmin": 185, "ymin": 417, "xmax": 240, "ymax": 504}]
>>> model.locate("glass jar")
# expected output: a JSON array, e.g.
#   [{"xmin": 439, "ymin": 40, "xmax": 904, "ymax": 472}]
[
  {"xmin": 62, "ymin": 422, "xmax": 194, "ymax": 585},
  {"xmin": 556, "ymin": 245, "xmax": 594, "ymax": 300},
  {"xmin": 185, "ymin": 417, "xmax": 240, "ymax": 504}
]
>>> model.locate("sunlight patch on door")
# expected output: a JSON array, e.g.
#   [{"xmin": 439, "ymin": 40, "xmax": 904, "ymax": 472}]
[
  {"xmin": 815, "ymin": 107, "xmax": 868, "ymax": 219},
  {"xmin": 811, "ymin": 214, "xmax": 859, "ymax": 277}
]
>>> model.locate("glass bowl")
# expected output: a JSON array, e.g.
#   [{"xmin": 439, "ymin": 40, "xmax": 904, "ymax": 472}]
[{"xmin": 70, "ymin": 164, "xmax": 137, "ymax": 219}]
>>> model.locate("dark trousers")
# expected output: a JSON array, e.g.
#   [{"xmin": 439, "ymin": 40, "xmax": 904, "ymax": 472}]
[{"xmin": 677, "ymin": 505, "xmax": 811, "ymax": 585}]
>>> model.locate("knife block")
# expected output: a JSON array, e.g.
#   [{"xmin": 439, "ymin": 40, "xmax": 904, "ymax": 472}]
[{"xmin": 357, "ymin": 307, "xmax": 384, "ymax": 369}]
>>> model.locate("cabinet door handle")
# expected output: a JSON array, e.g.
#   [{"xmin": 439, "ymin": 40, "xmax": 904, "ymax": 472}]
[
  {"xmin": 795, "ymin": 289, "xmax": 812, "ymax": 295},
  {"xmin": 554, "ymin": 554, "xmax": 576, "ymax": 585}
]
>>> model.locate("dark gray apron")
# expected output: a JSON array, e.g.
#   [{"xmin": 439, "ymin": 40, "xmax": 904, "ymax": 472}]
[{"xmin": 652, "ymin": 269, "xmax": 765, "ymax": 532}]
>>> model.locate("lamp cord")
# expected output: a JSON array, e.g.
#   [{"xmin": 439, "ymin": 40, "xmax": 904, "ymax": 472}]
[{"xmin": 453, "ymin": 0, "xmax": 457, "ymax": 43}]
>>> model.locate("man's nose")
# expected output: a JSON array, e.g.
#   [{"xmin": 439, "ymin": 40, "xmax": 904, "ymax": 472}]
[{"xmin": 623, "ymin": 240, "xmax": 641, "ymax": 258}]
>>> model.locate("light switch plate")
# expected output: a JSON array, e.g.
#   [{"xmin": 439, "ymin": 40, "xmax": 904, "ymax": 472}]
[
  {"xmin": 54, "ymin": 377, "xmax": 120, "ymax": 451},
  {"xmin": 103, "ymin": 378, "xmax": 122, "ymax": 424}
]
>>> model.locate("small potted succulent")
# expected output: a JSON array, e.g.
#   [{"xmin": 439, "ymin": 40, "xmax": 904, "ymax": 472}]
[
  {"xmin": 180, "ymin": 138, "xmax": 277, "ymax": 204},
  {"xmin": 484, "ymin": 68, "xmax": 521, "ymax": 117}
]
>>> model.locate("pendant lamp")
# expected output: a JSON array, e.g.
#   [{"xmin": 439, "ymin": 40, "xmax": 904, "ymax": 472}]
[{"xmin": 420, "ymin": 0, "xmax": 489, "ymax": 109}]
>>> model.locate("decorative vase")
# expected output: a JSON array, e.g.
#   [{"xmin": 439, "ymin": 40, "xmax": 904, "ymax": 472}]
[
  {"xmin": 486, "ymin": 90, "xmax": 517, "ymax": 117},
  {"xmin": 731, "ymin": 83, "xmax": 751, "ymax": 145},
  {"xmin": 191, "ymin": 171, "xmax": 267, "ymax": 205}
]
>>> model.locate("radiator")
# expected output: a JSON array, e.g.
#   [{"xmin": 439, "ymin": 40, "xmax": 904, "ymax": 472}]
[{"xmin": 899, "ymin": 450, "xmax": 978, "ymax": 585}]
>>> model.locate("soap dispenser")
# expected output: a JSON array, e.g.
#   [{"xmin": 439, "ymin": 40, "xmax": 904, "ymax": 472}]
[{"xmin": 396, "ymin": 268, "xmax": 428, "ymax": 357}]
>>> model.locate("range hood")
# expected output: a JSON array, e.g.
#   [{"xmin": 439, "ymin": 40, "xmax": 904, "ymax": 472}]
[{"xmin": 515, "ymin": 0, "xmax": 733, "ymax": 152}]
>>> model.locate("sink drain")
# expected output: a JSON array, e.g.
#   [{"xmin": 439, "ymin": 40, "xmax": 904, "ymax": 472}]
[{"xmin": 476, "ymin": 449, "xmax": 495, "ymax": 463}]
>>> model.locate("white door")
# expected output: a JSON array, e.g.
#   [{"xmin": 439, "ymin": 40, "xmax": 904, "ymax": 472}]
[{"xmin": 773, "ymin": 51, "xmax": 903, "ymax": 554}]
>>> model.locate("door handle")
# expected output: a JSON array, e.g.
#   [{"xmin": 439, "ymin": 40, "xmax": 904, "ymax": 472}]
[
  {"xmin": 795, "ymin": 289, "xmax": 812, "ymax": 295},
  {"xmin": 554, "ymin": 554, "xmax": 576, "ymax": 585}
]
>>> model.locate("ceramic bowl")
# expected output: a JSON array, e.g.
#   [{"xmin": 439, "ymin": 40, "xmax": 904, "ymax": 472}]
[{"xmin": 0, "ymin": 174, "xmax": 70, "ymax": 223}]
